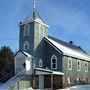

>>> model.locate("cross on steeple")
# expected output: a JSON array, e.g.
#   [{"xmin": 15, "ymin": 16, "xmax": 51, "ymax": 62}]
[{"xmin": 33, "ymin": 0, "xmax": 37, "ymax": 10}]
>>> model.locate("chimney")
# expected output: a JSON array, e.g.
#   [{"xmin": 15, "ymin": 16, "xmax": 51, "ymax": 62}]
[{"xmin": 69, "ymin": 41, "xmax": 73, "ymax": 45}]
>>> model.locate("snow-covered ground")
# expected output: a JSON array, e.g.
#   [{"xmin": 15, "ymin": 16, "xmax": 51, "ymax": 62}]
[
  {"xmin": 61, "ymin": 85, "xmax": 90, "ymax": 90},
  {"xmin": 20, "ymin": 85, "xmax": 90, "ymax": 90},
  {"xmin": 0, "ymin": 85, "xmax": 90, "ymax": 90}
]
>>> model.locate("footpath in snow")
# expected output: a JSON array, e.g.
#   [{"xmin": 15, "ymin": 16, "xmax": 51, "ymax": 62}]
[{"xmin": 61, "ymin": 85, "xmax": 90, "ymax": 90}]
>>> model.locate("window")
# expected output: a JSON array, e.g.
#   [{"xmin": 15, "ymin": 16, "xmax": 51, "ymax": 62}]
[
  {"xmin": 24, "ymin": 24, "xmax": 29, "ymax": 36},
  {"xmin": 51, "ymin": 55, "xmax": 57, "ymax": 69},
  {"xmin": 68, "ymin": 57, "xmax": 72, "ymax": 70},
  {"xmin": 85, "ymin": 62, "xmax": 88, "ymax": 72},
  {"xmin": 35, "ymin": 23, "xmax": 40, "ymax": 39},
  {"xmin": 39, "ymin": 59, "xmax": 43, "ymax": 67},
  {"xmin": 23, "ymin": 41, "xmax": 29, "ymax": 50},
  {"xmin": 44, "ymin": 27, "xmax": 47, "ymax": 36},
  {"xmin": 40, "ymin": 25, "xmax": 44, "ymax": 37},
  {"xmin": 77, "ymin": 60, "xmax": 81, "ymax": 71}
]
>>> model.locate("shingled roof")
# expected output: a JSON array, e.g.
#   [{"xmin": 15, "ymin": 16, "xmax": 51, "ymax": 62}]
[
  {"xmin": 45, "ymin": 36, "xmax": 90, "ymax": 61},
  {"xmin": 48, "ymin": 36, "xmax": 87, "ymax": 54},
  {"xmin": 24, "ymin": 9, "xmax": 44, "ymax": 22}
]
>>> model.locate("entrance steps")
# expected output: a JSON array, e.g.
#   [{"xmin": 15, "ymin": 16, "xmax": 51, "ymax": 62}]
[{"xmin": 0, "ymin": 69, "xmax": 25, "ymax": 90}]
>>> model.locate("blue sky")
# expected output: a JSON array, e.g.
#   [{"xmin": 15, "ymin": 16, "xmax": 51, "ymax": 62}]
[{"xmin": 0, "ymin": 0, "xmax": 90, "ymax": 53}]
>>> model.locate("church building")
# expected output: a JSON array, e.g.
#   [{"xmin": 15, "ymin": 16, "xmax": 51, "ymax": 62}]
[{"xmin": 14, "ymin": 1, "xmax": 90, "ymax": 89}]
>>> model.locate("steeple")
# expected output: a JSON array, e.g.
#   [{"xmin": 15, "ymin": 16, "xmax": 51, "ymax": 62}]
[
  {"xmin": 19, "ymin": 0, "xmax": 49, "ymax": 55},
  {"xmin": 21, "ymin": 0, "xmax": 45, "ymax": 24},
  {"xmin": 24, "ymin": 9, "xmax": 44, "ymax": 23}
]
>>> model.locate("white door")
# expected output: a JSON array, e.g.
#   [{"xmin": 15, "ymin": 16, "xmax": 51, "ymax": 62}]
[
  {"xmin": 39, "ymin": 75, "xmax": 44, "ymax": 89},
  {"xmin": 26, "ymin": 60, "xmax": 31, "ymax": 74}
]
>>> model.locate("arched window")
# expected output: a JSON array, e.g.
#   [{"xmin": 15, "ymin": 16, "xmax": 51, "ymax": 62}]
[
  {"xmin": 51, "ymin": 55, "xmax": 57, "ymax": 69},
  {"xmin": 23, "ymin": 41, "xmax": 29, "ymax": 50},
  {"xmin": 77, "ymin": 60, "xmax": 81, "ymax": 71},
  {"xmin": 39, "ymin": 59, "xmax": 43, "ymax": 67},
  {"xmin": 24, "ymin": 24, "xmax": 29, "ymax": 36},
  {"xmin": 85, "ymin": 62, "xmax": 88, "ymax": 72},
  {"xmin": 40, "ymin": 25, "xmax": 44, "ymax": 38},
  {"xmin": 68, "ymin": 57, "xmax": 72, "ymax": 70}
]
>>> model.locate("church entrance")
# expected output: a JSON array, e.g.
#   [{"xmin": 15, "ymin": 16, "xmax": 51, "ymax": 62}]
[
  {"xmin": 35, "ymin": 68, "xmax": 64, "ymax": 89},
  {"xmin": 44, "ymin": 75, "xmax": 63, "ymax": 89}
]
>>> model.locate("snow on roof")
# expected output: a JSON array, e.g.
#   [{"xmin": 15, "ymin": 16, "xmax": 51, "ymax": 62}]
[
  {"xmin": 46, "ymin": 37, "xmax": 90, "ymax": 61},
  {"xmin": 22, "ymin": 51, "xmax": 33, "ymax": 58},
  {"xmin": 25, "ymin": 10, "xmax": 43, "ymax": 22},
  {"xmin": 19, "ymin": 10, "xmax": 49, "ymax": 28},
  {"xmin": 35, "ymin": 68, "xmax": 64, "ymax": 75}
]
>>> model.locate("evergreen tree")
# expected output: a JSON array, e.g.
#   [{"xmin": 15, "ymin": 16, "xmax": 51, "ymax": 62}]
[{"xmin": 0, "ymin": 46, "xmax": 14, "ymax": 76}]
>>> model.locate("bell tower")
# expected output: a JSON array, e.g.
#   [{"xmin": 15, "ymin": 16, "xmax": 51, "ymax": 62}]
[{"xmin": 19, "ymin": 0, "xmax": 49, "ymax": 55}]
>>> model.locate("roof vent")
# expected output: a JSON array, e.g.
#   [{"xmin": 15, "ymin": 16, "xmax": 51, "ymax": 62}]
[
  {"xmin": 20, "ymin": 22, "xmax": 22, "ymax": 24},
  {"xmin": 69, "ymin": 41, "xmax": 73, "ymax": 45}
]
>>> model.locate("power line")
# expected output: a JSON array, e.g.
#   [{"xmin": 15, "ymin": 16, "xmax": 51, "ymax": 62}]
[{"xmin": 0, "ymin": 38, "xmax": 19, "ymax": 41}]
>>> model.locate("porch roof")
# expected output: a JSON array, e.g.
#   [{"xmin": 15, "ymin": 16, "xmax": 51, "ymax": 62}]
[{"xmin": 35, "ymin": 68, "xmax": 64, "ymax": 75}]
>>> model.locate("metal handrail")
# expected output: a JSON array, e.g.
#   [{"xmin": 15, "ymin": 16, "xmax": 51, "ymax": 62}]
[
  {"xmin": 6, "ymin": 69, "xmax": 25, "ymax": 88},
  {"xmin": 10, "ymin": 69, "xmax": 25, "ymax": 81},
  {"xmin": 0, "ymin": 69, "xmax": 25, "ymax": 89},
  {"xmin": 0, "ymin": 71, "xmax": 14, "ymax": 82}
]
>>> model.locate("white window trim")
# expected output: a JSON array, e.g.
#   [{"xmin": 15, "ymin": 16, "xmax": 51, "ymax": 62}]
[
  {"xmin": 23, "ymin": 41, "xmax": 29, "ymax": 50},
  {"xmin": 51, "ymin": 55, "xmax": 57, "ymax": 70},
  {"xmin": 77, "ymin": 60, "xmax": 81, "ymax": 71},
  {"xmin": 68, "ymin": 57, "xmax": 72, "ymax": 70},
  {"xmin": 23, "ymin": 24, "xmax": 30, "ymax": 37},
  {"xmin": 39, "ymin": 59, "xmax": 43, "ymax": 67},
  {"xmin": 85, "ymin": 62, "xmax": 88, "ymax": 72}
]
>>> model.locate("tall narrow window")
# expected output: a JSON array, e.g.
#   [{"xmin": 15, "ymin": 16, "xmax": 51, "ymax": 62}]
[
  {"xmin": 51, "ymin": 55, "xmax": 57, "ymax": 70},
  {"xmin": 68, "ymin": 57, "xmax": 72, "ymax": 70},
  {"xmin": 23, "ymin": 41, "xmax": 29, "ymax": 50},
  {"xmin": 85, "ymin": 62, "xmax": 88, "ymax": 72},
  {"xmin": 35, "ymin": 23, "xmax": 39, "ymax": 39},
  {"xmin": 77, "ymin": 60, "xmax": 81, "ymax": 71},
  {"xmin": 40, "ymin": 25, "xmax": 43, "ymax": 38},
  {"xmin": 24, "ymin": 24, "xmax": 29, "ymax": 36},
  {"xmin": 39, "ymin": 59, "xmax": 43, "ymax": 67}
]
